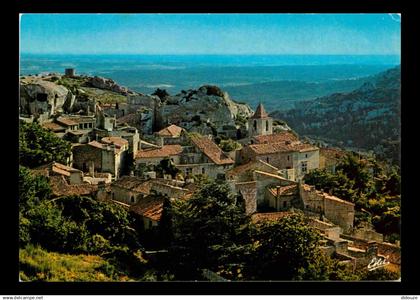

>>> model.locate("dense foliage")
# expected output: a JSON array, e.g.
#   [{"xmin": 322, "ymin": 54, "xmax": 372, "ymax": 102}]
[{"xmin": 19, "ymin": 122, "xmax": 72, "ymax": 168}]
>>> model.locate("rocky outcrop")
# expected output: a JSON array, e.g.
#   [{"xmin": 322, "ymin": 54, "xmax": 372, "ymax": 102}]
[
  {"xmin": 89, "ymin": 76, "xmax": 131, "ymax": 95},
  {"xmin": 19, "ymin": 79, "xmax": 73, "ymax": 117},
  {"xmin": 160, "ymin": 85, "xmax": 253, "ymax": 129}
]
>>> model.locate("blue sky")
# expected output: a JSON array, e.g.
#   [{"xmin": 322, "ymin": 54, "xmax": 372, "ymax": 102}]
[{"xmin": 20, "ymin": 14, "xmax": 401, "ymax": 55}]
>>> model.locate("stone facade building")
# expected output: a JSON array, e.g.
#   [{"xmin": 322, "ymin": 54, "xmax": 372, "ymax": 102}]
[
  {"xmin": 72, "ymin": 137, "xmax": 129, "ymax": 179},
  {"xmin": 299, "ymin": 182, "xmax": 355, "ymax": 232},
  {"xmin": 240, "ymin": 139, "xmax": 319, "ymax": 180},
  {"xmin": 176, "ymin": 135, "xmax": 234, "ymax": 179}
]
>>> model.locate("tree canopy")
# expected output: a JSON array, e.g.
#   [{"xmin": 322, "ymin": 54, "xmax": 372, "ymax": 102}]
[{"xmin": 19, "ymin": 122, "xmax": 72, "ymax": 168}]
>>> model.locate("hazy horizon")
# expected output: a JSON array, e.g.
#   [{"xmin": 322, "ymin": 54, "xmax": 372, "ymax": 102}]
[{"xmin": 20, "ymin": 14, "xmax": 401, "ymax": 56}]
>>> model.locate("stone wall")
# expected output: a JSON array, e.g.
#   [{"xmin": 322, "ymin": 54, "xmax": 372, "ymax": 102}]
[
  {"xmin": 111, "ymin": 185, "xmax": 143, "ymax": 205},
  {"xmin": 234, "ymin": 181, "xmax": 257, "ymax": 215},
  {"xmin": 72, "ymin": 144, "xmax": 102, "ymax": 172},
  {"xmin": 299, "ymin": 183, "xmax": 355, "ymax": 231},
  {"xmin": 151, "ymin": 181, "xmax": 189, "ymax": 200}
]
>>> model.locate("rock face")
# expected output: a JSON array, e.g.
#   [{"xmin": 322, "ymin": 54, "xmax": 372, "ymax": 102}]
[
  {"xmin": 19, "ymin": 79, "xmax": 73, "ymax": 117},
  {"xmin": 160, "ymin": 85, "xmax": 253, "ymax": 131},
  {"xmin": 89, "ymin": 76, "xmax": 130, "ymax": 95}
]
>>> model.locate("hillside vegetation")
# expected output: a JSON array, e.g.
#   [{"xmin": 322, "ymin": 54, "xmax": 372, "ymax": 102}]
[{"xmin": 272, "ymin": 66, "xmax": 401, "ymax": 165}]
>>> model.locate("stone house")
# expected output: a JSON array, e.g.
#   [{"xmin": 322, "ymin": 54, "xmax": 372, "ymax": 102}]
[
  {"xmin": 33, "ymin": 161, "xmax": 84, "ymax": 185},
  {"xmin": 265, "ymin": 184, "xmax": 298, "ymax": 211},
  {"xmin": 240, "ymin": 140, "xmax": 319, "ymax": 180},
  {"xmin": 135, "ymin": 144, "xmax": 183, "ymax": 168},
  {"xmin": 156, "ymin": 124, "xmax": 186, "ymax": 146},
  {"xmin": 298, "ymin": 182, "xmax": 355, "ymax": 232},
  {"xmin": 41, "ymin": 122, "xmax": 67, "ymax": 138},
  {"xmin": 110, "ymin": 176, "xmax": 154, "ymax": 205},
  {"xmin": 226, "ymin": 159, "xmax": 280, "ymax": 182},
  {"xmin": 48, "ymin": 175, "xmax": 98, "ymax": 198},
  {"xmin": 176, "ymin": 135, "xmax": 234, "ymax": 179},
  {"xmin": 130, "ymin": 195, "xmax": 166, "ymax": 230},
  {"xmin": 72, "ymin": 137, "xmax": 129, "ymax": 179}
]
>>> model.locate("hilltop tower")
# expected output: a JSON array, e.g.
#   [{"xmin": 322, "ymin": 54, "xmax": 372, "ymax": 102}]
[{"xmin": 248, "ymin": 103, "xmax": 273, "ymax": 137}]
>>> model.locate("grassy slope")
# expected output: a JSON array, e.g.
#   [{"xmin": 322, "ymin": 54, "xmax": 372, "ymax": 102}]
[{"xmin": 19, "ymin": 245, "xmax": 133, "ymax": 282}]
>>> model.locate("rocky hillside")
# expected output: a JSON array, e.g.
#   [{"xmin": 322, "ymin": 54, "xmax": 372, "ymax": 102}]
[
  {"xmin": 271, "ymin": 66, "xmax": 401, "ymax": 165},
  {"xmin": 161, "ymin": 85, "xmax": 253, "ymax": 128}
]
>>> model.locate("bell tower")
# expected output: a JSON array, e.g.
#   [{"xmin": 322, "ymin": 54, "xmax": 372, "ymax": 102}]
[{"xmin": 248, "ymin": 103, "xmax": 273, "ymax": 137}]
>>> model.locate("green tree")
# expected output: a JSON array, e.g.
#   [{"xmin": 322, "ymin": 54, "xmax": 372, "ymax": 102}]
[
  {"xmin": 19, "ymin": 122, "xmax": 72, "ymax": 168},
  {"xmin": 169, "ymin": 180, "xmax": 249, "ymax": 279},
  {"xmin": 247, "ymin": 214, "xmax": 331, "ymax": 280}
]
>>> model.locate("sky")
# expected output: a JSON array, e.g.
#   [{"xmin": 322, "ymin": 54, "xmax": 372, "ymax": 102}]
[{"xmin": 20, "ymin": 14, "xmax": 401, "ymax": 55}]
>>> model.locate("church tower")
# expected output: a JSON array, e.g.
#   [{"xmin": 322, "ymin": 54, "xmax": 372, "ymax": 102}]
[{"xmin": 248, "ymin": 103, "xmax": 273, "ymax": 137}]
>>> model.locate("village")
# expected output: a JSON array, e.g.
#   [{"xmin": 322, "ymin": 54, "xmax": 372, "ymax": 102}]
[{"xmin": 19, "ymin": 68, "xmax": 400, "ymax": 276}]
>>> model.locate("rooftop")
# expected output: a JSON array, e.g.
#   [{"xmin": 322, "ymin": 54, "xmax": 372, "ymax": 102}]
[
  {"xmin": 34, "ymin": 162, "xmax": 82, "ymax": 177},
  {"xmin": 130, "ymin": 195, "xmax": 165, "ymax": 222},
  {"xmin": 49, "ymin": 176, "xmax": 98, "ymax": 197},
  {"xmin": 136, "ymin": 144, "xmax": 183, "ymax": 159},
  {"xmin": 56, "ymin": 116, "xmax": 78, "ymax": 127},
  {"xmin": 253, "ymin": 131, "xmax": 299, "ymax": 144},
  {"xmin": 42, "ymin": 122, "xmax": 66, "ymax": 132},
  {"xmin": 190, "ymin": 136, "xmax": 234, "ymax": 165},
  {"xmin": 250, "ymin": 103, "xmax": 270, "ymax": 119},
  {"xmin": 248, "ymin": 141, "xmax": 318, "ymax": 155},
  {"xmin": 226, "ymin": 159, "xmax": 279, "ymax": 178},
  {"xmin": 101, "ymin": 136, "xmax": 129, "ymax": 147},
  {"xmin": 157, "ymin": 124, "xmax": 184, "ymax": 137},
  {"xmin": 111, "ymin": 176, "xmax": 153, "ymax": 194},
  {"xmin": 268, "ymin": 184, "xmax": 298, "ymax": 197}
]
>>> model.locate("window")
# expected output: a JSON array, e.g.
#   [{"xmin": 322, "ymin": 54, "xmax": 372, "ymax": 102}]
[
  {"xmin": 202, "ymin": 167, "xmax": 205, "ymax": 174},
  {"xmin": 253, "ymin": 120, "xmax": 257, "ymax": 131},
  {"xmin": 266, "ymin": 157, "xmax": 270, "ymax": 163},
  {"xmin": 149, "ymin": 220, "xmax": 153, "ymax": 228},
  {"xmin": 283, "ymin": 201, "xmax": 287, "ymax": 208},
  {"xmin": 266, "ymin": 120, "xmax": 269, "ymax": 131},
  {"xmin": 301, "ymin": 161, "xmax": 308, "ymax": 173},
  {"xmin": 131, "ymin": 196, "xmax": 135, "ymax": 204},
  {"xmin": 287, "ymin": 155, "xmax": 290, "ymax": 161},
  {"xmin": 186, "ymin": 167, "xmax": 192, "ymax": 175},
  {"xmin": 305, "ymin": 154, "xmax": 308, "ymax": 158}
]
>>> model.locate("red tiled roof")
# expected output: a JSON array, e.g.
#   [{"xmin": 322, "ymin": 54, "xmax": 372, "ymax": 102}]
[
  {"xmin": 130, "ymin": 195, "xmax": 165, "ymax": 221},
  {"xmin": 250, "ymin": 103, "xmax": 269, "ymax": 119},
  {"xmin": 157, "ymin": 124, "xmax": 184, "ymax": 137},
  {"xmin": 226, "ymin": 160, "xmax": 278, "ymax": 178},
  {"xmin": 136, "ymin": 144, "xmax": 183, "ymax": 159},
  {"xmin": 248, "ymin": 141, "xmax": 318, "ymax": 155},
  {"xmin": 56, "ymin": 117, "xmax": 78, "ymax": 126},
  {"xmin": 49, "ymin": 176, "xmax": 98, "ymax": 197},
  {"xmin": 101, "ymin": 136, "xmax": 129, "ymax": 147},
  {"xmin": 190, "ymin": 136, "xmax": 234, "ymax": 165},
  {"xmin": 34, "ymin": 162, "xmax": 82, "ymax": 177},
  {"xmin": 42, "ymin": 122, "xmax": 65, "ymax": 132},
  {"xmin": 253, "ymin": 132, "xmax": 299, "ymax": 144},
  {"xmin": 251, "ymin": 212, "xmax": 295, "ymax": 223},
  {"xmin": 268, "ymin": 184, "xmax": 298, "ymax": 197},
  {"xmin": 112, "ymin": 176, "xmax": 153, "ymax": 194}
]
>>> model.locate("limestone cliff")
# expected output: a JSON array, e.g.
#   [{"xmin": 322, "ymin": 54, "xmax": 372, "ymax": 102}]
[{"xmin": 160, "ymin": 85, "xmax": 253, "ymax": 130}]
